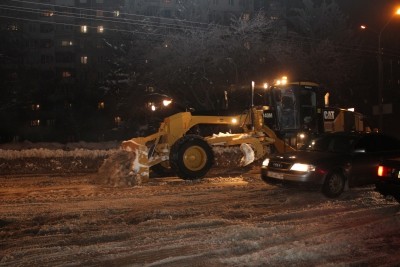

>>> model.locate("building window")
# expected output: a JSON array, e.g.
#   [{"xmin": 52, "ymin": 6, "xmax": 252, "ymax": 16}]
[
  {"xmin": 96, "ymin": 10, "xmax": 103, "ymax": 17},
  {"xmin": 40, "ymin": 39, "xmax": 53, "ymax": 48},
  {"xmin": 31, "ymin": 104, "xmax": 40, "ymax": 111},
  {"xmin": 96, "ymin": 40, "xmax": 104, "ymax": 48},
  {"xmin": 42, "ymin": 10, "xmax": 54, "ymax": 17},
  {"xmin": 80, "ymin": 56, "xmax": 88, "ymax": 64},
  {"xmin": 113, "ymin": 10, "xmax": 120, "ymax": 17},
  {"xmin": 31, "ymin": 120, "xmax": 41, "ymax": 127},
  {"xmin": 47, "ymin": 119, "xmax": 55, "ymax": 127},
  {"xmin": 97, "ymin": 25, "xmax": 104, "ymax": 33},
  {"xmin": 61, "ymin": 40, "xmax": 73, "ymax": 46},
  {"xmin": 80, "ymin": 25, "xmax": 87, "ymax": 33},
  {"xmin": 40, "ymin": 23, "xmax": 54, "ymax": 33},
  {"xmin": 41, "ymin": 55, "xmax": 53, "ymax": 64},
  {"xmin": 114, "ymin": 116, "xmax": 122, "ymax": 127},
  {"xmin": 98, "ymin": 102, "xmax": 105, "ymax": 110},
  {"xmin": 7, "ymin": 24, "xmax": 19, "ymax": 31},
  {"xmin": 62, "ymin": 71, "xmax": 72, "ymax": 78}
]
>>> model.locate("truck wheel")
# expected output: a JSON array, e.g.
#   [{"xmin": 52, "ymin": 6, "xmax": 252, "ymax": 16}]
[
  {"xmin": 170, "ymin": 135, "xmax": 214, "ymax": 180},
  {"xmin": 322, "ymin": 171, "xmax": 345, "ymax": 198}
]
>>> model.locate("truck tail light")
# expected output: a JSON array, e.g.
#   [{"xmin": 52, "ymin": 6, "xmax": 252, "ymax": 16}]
[{"xmin": 377, "ymin": 165, "xmax": 392, "ymax": 180}]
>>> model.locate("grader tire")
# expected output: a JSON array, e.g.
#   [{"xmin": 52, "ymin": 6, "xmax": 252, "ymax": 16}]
[{"xmin": 170, "ymin": 135, "xmax": 214, "ymax": 180}]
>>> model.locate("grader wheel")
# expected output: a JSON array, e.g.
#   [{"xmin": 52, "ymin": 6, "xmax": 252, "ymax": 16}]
[{"xmin": 170, "ymin": 135, "xmax": 214, "ymax": 180}]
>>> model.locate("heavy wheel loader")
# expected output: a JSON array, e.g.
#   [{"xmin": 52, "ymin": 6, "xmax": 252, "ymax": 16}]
[{"xmin": 116, "ymin": 81, "xmax": 366, "ymax": 182}]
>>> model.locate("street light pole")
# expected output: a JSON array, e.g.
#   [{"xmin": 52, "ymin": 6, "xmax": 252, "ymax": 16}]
[
  {"xmin": 377, "ymin": 19, "xmax": 392, "ymax": 131},
  {"xmin": 363, "ymin": 8, "xmax": 400, "ymax": 132}
]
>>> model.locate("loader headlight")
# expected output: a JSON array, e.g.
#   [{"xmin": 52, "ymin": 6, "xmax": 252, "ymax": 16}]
[
  {"xmin": 262, "ymin": 158, "xmax": 270, "ymax": 167},
  {"xmin": 290, "ymin": 163, "xmax": 315, "ymax": 172}
]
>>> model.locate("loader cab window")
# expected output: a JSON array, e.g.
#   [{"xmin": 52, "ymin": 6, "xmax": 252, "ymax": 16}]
[
  {"xmin": 299, "ymin": 88, "xmax": 317, "ymax": 131},
  {"xmin": 270, "ymin": 84, "xmax": 320, "ymax": 133},
  {"xmin": 273, "ymin": 87, "xmax": 297, "ymax": 130}
]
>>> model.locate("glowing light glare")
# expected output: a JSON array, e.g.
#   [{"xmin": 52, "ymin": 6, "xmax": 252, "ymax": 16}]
[
  {"xmin": 396, "ymin": 8, "xmax": 400, "ymax": 15},
  {"xmin": 299, "ymin": 133, "xmax": 306, "ymax": 139},
  {"xmin": 290, "ymin": 163, "xmax": 315, "ymax": 172},
  {"xmin": 151, "ymin": 105, "xmax": 156, "ymax": 111},
  {"xmin": 163, "ymin": 99, "xmax": 172, "ymax": 106},
  {"xmin": 347, "ymin": 108, "xmax": 355, "ymax": 112},
  {"xmin": 262, "ymin": 158, "xmax": 270, "ymax": 166},
  {"xmin": 263, "ymin": 83, "xmax": 269, "ymax": 89},
  {"xmin": 360, "ymin": 25, "xmax": 366, "ymax": 30},
  {"xmin": 275, "ymin": 76, "xmax": 288, "ymax": 85},
  {"xmin": 231, "ymin": 118, "xmax": 238, "ymax": 124}
]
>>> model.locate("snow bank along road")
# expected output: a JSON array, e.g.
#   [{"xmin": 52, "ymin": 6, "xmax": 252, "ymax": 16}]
[{"xmin": 1, "ymin": 171, "xmax": 400, "ymax": 266}]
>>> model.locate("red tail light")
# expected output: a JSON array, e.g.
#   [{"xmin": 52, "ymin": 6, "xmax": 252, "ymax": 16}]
[{"xmin": 377, "ymin": 165, "xmax": 392, "ymax": 179}]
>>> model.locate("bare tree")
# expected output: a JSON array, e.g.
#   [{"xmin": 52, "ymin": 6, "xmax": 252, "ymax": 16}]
[{"xmin": 270, "ymin": 0, "xmax": 362, "ymax": 101}]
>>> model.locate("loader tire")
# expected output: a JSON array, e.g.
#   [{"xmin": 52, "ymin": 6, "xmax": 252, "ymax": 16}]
[{"xmin": 170, "ymin": 135, "xmax": 214, "ymax": 180}]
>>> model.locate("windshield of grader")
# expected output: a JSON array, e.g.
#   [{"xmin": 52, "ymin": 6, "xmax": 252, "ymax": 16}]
[{"xmin": 270, "ymin": 85, "xmax": 318, "ymax": 132}]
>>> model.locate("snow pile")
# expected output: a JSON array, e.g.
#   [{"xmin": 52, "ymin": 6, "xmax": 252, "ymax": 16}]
[
  {"xmin": 0, "ymin": 148, "xmax": 117, "ymax": 160},
  {"xmin": 96, "ymin": 150, "xmax": 145, "ymax": 187}
]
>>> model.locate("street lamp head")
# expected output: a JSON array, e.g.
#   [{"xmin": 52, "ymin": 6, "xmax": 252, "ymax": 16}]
[{"xmin": 360, "ymin": 25, "xmax": 367, "ymax": 30}]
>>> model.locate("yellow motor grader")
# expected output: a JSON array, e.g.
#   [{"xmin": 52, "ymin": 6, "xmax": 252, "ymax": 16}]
[
  {"xmin": 120, "ymin": 81, "xmax": 365, "ymax": 181},
  {"xmin": 121, "ymin": 107, "xmax": 292, "ymax": 181}
]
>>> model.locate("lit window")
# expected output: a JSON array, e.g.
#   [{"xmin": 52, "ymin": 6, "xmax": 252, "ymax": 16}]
[
  {"xmin": 31, "ymin": 120, "xmax": 41, "ymax": 127},
  {"xmin": 42, "ymin": 10, "xmax": 54, "ymax": 17},
  {"xmin": 31, "ymin": 104, "xmax": 40, "ymax": 111},
  {"xmin": 62, "ymin": 71, "xmax": 71, "ymax": 78},
  {"xmin": 61, "ymin": 40, "xmax": 73, "ymax": 46},
  {"xmin": 96, "ymin": 10, "xmax": 103, "ymax": 17},
  {"xmin": 97, "ymin": 25, "xmax": 104, "ymax": 33},
  {"xmin": 113, "ymin": 10, "xmax": 120, "ymax": 17},
  {"xmin": 8, "ymin": 24, "xmax": 19, "ymax": 31},
  {"xmin": 80, "ymin": 56, "xmax": 88, "ymax": 64},
  {"xmin": 98, "ymin": 102, "xmax": 105, "ymax": 109},
  {"xmin": 81, "ymin": 25, "xmax": 87, "ymax": 33},
  {"xmin": 114, "ymin": 116, "xmax": 122, "ymax": 126}
]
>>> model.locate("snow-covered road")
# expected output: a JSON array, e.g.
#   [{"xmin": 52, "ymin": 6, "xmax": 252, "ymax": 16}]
[{"xmin": 1, "ymin": 171, "xmax": 399, "ymax": 266}]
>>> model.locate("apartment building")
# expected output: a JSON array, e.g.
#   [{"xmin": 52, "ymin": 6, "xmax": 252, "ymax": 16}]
[
  {"xmin": 126, "ymin": 0, "xmax": 259, "ymax": 25},
  {"xmin": 0, "ymin": 0, "xmax": 286, "ymax": 142},
  {"xmin": 0, "ymin": 0, "xmax": 125, "ymax": 142}
]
